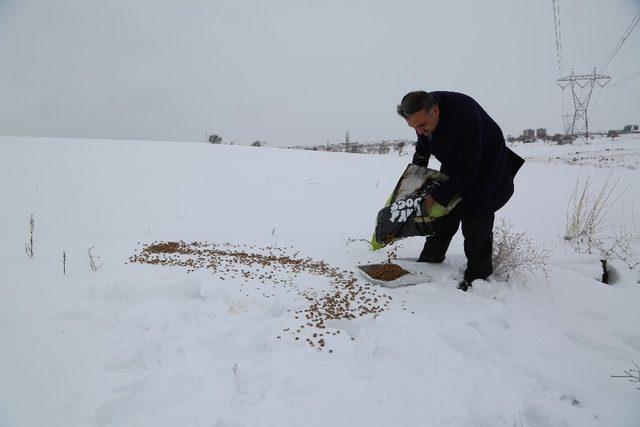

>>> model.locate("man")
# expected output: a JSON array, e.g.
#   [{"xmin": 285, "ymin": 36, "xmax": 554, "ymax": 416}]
[{"xmin": 397, "ymin": 91, "xmax": 524, "ymax": 291}]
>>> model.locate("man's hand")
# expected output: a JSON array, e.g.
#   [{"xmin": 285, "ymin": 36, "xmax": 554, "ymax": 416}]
[{"xmin": 424, "ymin": 194, "xmax": 435, "ymax": 212}]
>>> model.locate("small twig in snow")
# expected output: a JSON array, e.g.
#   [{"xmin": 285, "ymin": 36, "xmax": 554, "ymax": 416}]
[
  {"xmin": 25, "ymin": 214, "xmax": 35, "ymax": 258},
  {"xmin": 611, "ymin": 361, "xmax": 640, "ymax": 390},
  {"xmin": 88, "ymin": 246, "xmax": 102, "ymax": 271}
]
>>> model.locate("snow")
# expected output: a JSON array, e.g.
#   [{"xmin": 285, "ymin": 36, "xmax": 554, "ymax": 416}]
[
  {"xmin": 1, "ymin": 135, "xmax": 639, "ymax": 426},
  {"xmin": 512, "ymin": 135, "xmax": 640, "ymax": 169}
]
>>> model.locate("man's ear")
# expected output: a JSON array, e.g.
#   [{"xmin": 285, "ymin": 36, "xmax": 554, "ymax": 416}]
[{"xmin": 433, "ymin": 104, "xmax": 440, "ymax": 117}]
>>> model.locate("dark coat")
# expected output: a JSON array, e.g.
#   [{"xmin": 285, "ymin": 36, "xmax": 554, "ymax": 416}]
[{"xmin": 412, "ymin": 91, "xmax": 524, "ymax": 216}]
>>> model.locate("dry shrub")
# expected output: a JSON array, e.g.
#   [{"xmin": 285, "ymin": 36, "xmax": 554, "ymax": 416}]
[
  {"xmin": 492, "ymin": 219, "xmax": 549, "ymax": 279},
  {"xmin": 595, "ymin": 225, "xmax": 639, "ymax": 270}
]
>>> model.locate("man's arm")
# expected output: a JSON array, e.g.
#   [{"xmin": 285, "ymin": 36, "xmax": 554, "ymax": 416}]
[
  {"xmin": 430, "ymin": 110, "xmax": 483, "ymax": 206},
  {"xmin": 412, "ymin": 134, "xmax": 430, "ymax": 167},
  {"xmin": 411, "ymin": 134, "xmax": 439, "ymax": 212}
]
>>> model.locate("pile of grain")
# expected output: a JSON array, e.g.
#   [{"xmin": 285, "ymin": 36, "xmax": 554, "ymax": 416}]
[
  {"xmin": 358, "ymin": 263, "xmax": 410, "ymax": 281},
  {"xmin": 129, "ymin": 241, "xmax": 392, "ymax": 352}
]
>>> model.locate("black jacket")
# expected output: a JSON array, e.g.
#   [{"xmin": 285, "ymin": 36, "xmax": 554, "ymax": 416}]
[{"xmin": 412, "ymin": 91, "xmax": 524, "ymax": 216}]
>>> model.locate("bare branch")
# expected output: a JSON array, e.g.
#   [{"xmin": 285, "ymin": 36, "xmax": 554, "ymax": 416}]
[
  {"xmin": 345, "ymin": 237, "xmax": 374, "ymax": 250},
  {"xmin": 25, "ymin": 214, "xmax": 35, "ymax": 258},
  {"xmin": 611, "ymin": 361, "xmax": 640, "ymax": 390},
  {"xmin": 87, "ymin": 246, "xmax": 102, "ymax": 271}
]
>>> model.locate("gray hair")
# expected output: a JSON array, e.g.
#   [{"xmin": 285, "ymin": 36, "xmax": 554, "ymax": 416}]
[{"xmin": 396, "ymin": 91, "xmax": 438, "ymax": 118}]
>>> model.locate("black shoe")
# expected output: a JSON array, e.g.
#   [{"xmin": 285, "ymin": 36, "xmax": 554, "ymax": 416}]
[
  {"xmin": 457, "ymin": 279, "xmax": 472, "ymax": 292},
  {"xmin": 417, "ymin": 253, "xmax": 445, "ymax": 263}
]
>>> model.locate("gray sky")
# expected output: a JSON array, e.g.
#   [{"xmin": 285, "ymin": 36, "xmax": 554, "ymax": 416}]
[{"xmin": 0, "ymin": 0, "xmax": 638, "ymax": 146}]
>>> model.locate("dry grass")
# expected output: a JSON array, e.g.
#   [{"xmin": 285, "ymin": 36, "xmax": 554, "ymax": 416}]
[
  {"xmin": 564, "ymin": 176, "xmax": 638, "ymax": 269},
  {"xmin": 564, "ymin": 175, "xmax": 622, "ymax": 252}
]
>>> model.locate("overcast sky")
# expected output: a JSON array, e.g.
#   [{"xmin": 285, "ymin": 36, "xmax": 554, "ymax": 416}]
[{"xmin": 0, "ymin": 0, "xmax": 638, "ymax": 146}]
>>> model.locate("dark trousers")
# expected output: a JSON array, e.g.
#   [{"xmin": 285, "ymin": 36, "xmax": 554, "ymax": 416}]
[{"xmin": 420, "ymin": 204, "xmax": 495, "ymax": 281}]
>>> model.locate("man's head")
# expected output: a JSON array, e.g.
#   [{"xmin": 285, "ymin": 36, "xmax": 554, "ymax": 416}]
[{"xmin": 397, "ymin": 91, "xmax": 440, "ymax": 136}]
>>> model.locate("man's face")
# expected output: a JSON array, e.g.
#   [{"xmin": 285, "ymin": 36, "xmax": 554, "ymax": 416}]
[{"xmin": 405, "ymin": 105, "xmax": 440, "ymax": 136}]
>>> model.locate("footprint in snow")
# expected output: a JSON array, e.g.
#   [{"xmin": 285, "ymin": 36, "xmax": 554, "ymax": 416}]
[
  {"xmin": 213, "ymin": 418, "xmax": 246, "ymax": 427},
  {"xmin": 577, "ymin": 309, "xmax": 610, "ymax": 322},
  {"xmin": 160, "ymin": 282, "xmax": 205, "ymax": 301},
  {"xmin": 614, "ymin": 330, "xmax": 640, "ymax": 354},
  {"xmin": 563, "ymin": 330, "xmax": 631, "ymax": 362}
]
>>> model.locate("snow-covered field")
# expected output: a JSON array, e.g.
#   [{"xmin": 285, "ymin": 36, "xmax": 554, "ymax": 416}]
[
  {"xmin": 1, "ymin": 135, "xmax": 639, "ymax": 427},
  {"xmin": 513, "ymin": 134, "xmax": 640, "ymax": 169}
]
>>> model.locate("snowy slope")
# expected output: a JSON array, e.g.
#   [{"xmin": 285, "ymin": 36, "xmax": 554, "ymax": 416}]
[{"xmin": 1, "ymin": 136, "xmax": 639, "ymax": 427}]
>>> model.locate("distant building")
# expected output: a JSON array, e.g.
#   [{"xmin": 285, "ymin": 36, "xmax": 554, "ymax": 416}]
[
  {"xmin": 536, "ymin": 128, "xmax": 547, "ymax": 139},
  {"xmin": 622, "ymin": 124, "xmax": 639, "ymax": 134}
]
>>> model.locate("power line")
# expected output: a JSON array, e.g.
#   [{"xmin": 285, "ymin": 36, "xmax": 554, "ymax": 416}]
[
  {"xmin": 551, "ymin": 0, "xmax": 568, "ymax": 127},
  {"xmin": 599, "ymin": 8, "xmax": 640, "ymax": 73},
  {"xmin": 551, "ymin": 0, "xmax": 564, "ymax": 77},
  {"xmin": 589, "ymin": 9, "xmax": 640, "ymax": 114},
  {"xmin": 591, "ymin": 68, "xmax": 640, "ymax": 113},
  {"xmin": 609, "ymin": 68, "xmax": 640, "ymax": 87},
  {"xmin": 552, "ymin": 3, "xmax": 637, "ymax": 134}
]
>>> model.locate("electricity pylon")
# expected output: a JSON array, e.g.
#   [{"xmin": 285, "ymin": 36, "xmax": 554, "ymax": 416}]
[
  {"xmin": 556, "ymin": 68, "xmax": 610, "ymax": 138},
  {"xmin": 561, "ymin": 113, "xmax": 574, "ymax": 135}
]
